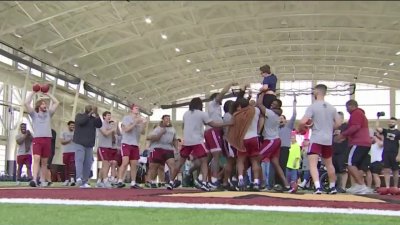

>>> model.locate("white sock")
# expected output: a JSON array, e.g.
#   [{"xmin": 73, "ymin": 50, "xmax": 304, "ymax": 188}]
[
  {"xmin": 301, "ymin": 180, "xmax": 307, "ymax": 187},
  {"xmin": 231, "ymin": 176, "xmax": 238, "ymax": 181},
  {"xmin": 198, "ymin": 174, "xmax": 203, "ymax": 181},
  {"xmin": 238, "ymin": 175, "xmax": 244, "ymax": 181},
  {"xmin": 97, "ymin": 179, "xmax": 102, "ymax": 184},
  {"xmin": 70, "ymin": 178, "xmax": 75, "ymax": 183},
  {"xmin": 211, "ymin": 177, "xmax": 218, "ymax": 183},
  {"xmin": 314, "ymin": 181, "xmax": 321, "ymax": 189},
  {"xmin": 254, "ymin": 179, "xmax": 259, "ymax": 184},
  {"xmin": 329, "ymin": 182, "xmax": 335, "ymax": 188},
  {"xmin": 131, "ymin": 181, "xmax": 136, "ymax": 186},
  {"xmin": 117, "ymin": 179, "xmax": 123, "ymax": 183}
]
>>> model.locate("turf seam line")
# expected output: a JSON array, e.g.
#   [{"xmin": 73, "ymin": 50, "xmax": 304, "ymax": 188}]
[{"xmin": 0, "ymin": 198, "xmax": 399, "ymax": 216}]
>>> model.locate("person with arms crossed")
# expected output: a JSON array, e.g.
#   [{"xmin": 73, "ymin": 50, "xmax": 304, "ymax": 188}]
[{"xmin": 15, "ymin": 123, "xmax": 33, "ymax": 185}]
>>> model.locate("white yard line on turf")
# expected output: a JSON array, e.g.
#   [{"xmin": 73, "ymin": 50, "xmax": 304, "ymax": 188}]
[{"xmin": 0, "ymin": 198, "xmax": 399, "ymax": 217}]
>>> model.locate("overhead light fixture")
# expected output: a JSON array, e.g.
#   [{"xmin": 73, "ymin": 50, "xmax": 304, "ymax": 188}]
[
  {"xmin": 92, "ymin": 73, "xmax": 97, "ymax": 77},
  {"xmin": 196, "ymin": 68, "xmax": 200, "ymax": 72},
  {"xmin": 210, "ymin": 84, "xmax": 215, "ymax": 87},
  {"xmin": 110, "ymin": 82, "xmax": 115, "ymax": 86},
  {"xmin": 13, "ymin": 33, "xmax": 22, "ymax": 38},
  {"xmin": 384, "ymin": 72, "xmax": 388, "ymax": 76},
  {"xmin": 139, "ymin": 97, "xmax": 143, "ymax": 100},
  {"xmin": 389, "ymin": 62, "xmax": 395, "ymax": 66},
  {"xmin": 73, "ymin": 64, "xmax": 79, "ymax": 68},
  {"xmin": 161, "ymin": 34, "xmax": 167, "ymax": 40},
  {"xmin": 378, "ymin": 80, "xmax": 383, "ymax": 83},
  {"xmin": 396, "ymin": 51, "xmax": 400, "ymax": 56},
  {"xmin": 186, "ymin": 59, "xmax": 191, "ymax": 63},
  {"xmin": 175, "ymin": 48, "xmax": 181, "ymax": 53},
  {"xmin": 144, "ymin": 17, "xmax": 152, "ymax": 24},
  {"xmin": 44, "ymin": 49, "xmax": 53, "ymax": 54}
]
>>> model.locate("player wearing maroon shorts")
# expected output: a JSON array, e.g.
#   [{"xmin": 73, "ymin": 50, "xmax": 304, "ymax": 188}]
[
  {"xmin": 60, "ymin": 121, "xmax": 75, "ymax": 186},
  {"xmin": 96, "ymin": 111, "xmax": 117, "ymax": 188},
  {"xmin": 15, "ymin": 123, "xmax": 33, "ymax": 184},
  {"xmin": 24, "ymin": 91, "xmax": 59, "ymax": 187},
  {"xmin": 147, "ymin": 115, "xmax": 178, "ymax": 189},
  {"xmin": 116, "ymin": 104, "xmax": 148, "ymax": 189},
  {"xmin": 299, "ymin": 84, "xmax": 341, "ymax": 194}
]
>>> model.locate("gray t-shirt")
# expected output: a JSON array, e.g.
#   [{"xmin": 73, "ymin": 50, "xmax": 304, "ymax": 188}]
[
  {"xmin": 29, "ymin": 110, "xmax": 54, "ymax": 138},
  {"xmin": 16, "ymin": 134, "xmax": 32, "ymax": 155},
  {"xmin": 244, "ymin": 107, "xmax": 260, "ymax": 139},
  {"xmin": 97, "ymin": 121, "xmax": 113, "ymax": 148},
  {"xmin": 263, "ymin": 109, "xmax": 280, "ymax": 140},
  {"xmin": 150, "ymin": 126, "xmax": 176, "ymax": 151},
  {"xmin": 206, "ymin": 99, "xmax": 223, "ymax": 129},
  {"xmin": 183, "ymin": 110, "xmax": 212, "ymax": 146},
  {"xmin": 61, "ymin": 131, "xmax": 75, "ymax": 153},
  {"xmin": 304, "ymin": 100, "xmax": 337, "ymax": 145},
  {"xmin": 222, "ymin": 112, "xmax": 232, "ymax": 139},
  {"xmin": 121, "ymin": 115, "xmax": 143, "ymax": 146}
]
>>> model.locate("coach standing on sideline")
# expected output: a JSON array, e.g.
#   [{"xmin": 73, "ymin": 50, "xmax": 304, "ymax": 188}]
[{"xmin": 73, "ymin": 105, "xmax": 102, "ymax": 188}]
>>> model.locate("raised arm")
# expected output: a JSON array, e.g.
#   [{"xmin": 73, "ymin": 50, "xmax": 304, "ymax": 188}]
[
  {"xmin": 256, "ymin": 92, "xmax": 267, "ymax": 115},
  {"xmin": 287, "ymin": 95, "xmax": 297, "ymax": 129},
  {"xmin": 24, "ymin": 92, "xmax": 35, "ymax": 114},
  {"xmin": 215, "ymin": 82, "xmax": 237, "ymax": 103},
  {"xmin": 46, "ymin": 93, "xmax": 60, "ymax": 113}
]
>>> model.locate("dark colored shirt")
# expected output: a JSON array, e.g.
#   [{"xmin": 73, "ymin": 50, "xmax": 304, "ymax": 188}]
[
  {"xmin": 382, "ymin": 128, "xmax": 400, "ymax": 153},
  {"xmin": 333, "ymin": 123, "xmax": 348, "ymax": 155},
  {"xmin": 73, "ymin": 113, "xmax": 102, "ymax": 147},
  {"xmin": 262, "ymin": 74, "xmax": 277, "ymax": 92}
]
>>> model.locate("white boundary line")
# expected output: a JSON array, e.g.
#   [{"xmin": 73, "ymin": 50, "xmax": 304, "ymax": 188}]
[{"xmin": 0, "ymin": 198, "xmax": 399, "ymax": 216}]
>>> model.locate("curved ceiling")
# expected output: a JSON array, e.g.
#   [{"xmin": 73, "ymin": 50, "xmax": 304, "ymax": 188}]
[{"xmin": 0, "ymin": 1, "xmax": 399, "ymax": 112}]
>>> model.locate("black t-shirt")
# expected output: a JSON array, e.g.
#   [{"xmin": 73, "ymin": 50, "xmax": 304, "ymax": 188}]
[
  {"xmin": 333, "ymin": 123, "xmax": 348, "ymax": 155},
  {"xmin": 382, "ymin": 128, "xmax": 400, "ymax": 152}
]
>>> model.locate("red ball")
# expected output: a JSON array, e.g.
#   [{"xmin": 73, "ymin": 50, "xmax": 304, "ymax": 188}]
[
  {"xmin": 40, "ymin": 84, "xmax": 50, "ymax": 93},
  {"xmin": 377, "ymin": 187, "xmax": 389, "ymax": 195},
  {"xmin": 32, "ymin": 83, "xmax": 41, "ymax": 92},
  {"xmin": 389, "ymin": 187, "xmax": 399, "ymax": 195}
]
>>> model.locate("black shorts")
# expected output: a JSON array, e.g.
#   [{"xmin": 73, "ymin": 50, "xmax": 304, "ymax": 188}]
[
  {"xmin": 333, "ymin": 153, "xmax": 347, "ymax": 173},
  {"xmin": 359, "ymin": 154, "xmax": 371, "ymax": 172},
  {"xmin": 370, "ymin": 161, "xmax": 383, "ymax": 174},
  {"xmin": 382, "ymin": 151, "xmax": 399, "ymax": 171},
  {"xmin": 257, "ymin": 93, "xmax": 277, "ymax": 109},
  {"xmin": 348, "ymin": 145, "xmax": 370, "ymax": 170}
]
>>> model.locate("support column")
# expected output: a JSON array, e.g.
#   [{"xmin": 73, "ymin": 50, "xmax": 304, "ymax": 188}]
[
  {"xmin": 71, "ymin": 80, "xmax": 84, "ymax": 120},
  {"xmin": 390, "ymin": 88, "xmax": 396, "ymax": 118}
]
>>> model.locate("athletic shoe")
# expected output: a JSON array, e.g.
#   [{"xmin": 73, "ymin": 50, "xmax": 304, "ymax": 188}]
[
  {"xmin": 328, "ymin": 187, "xmax": 338, "ymax": 195},
  {"xmin": 62, "ymin": 180, "xmax": 69, "ymax": 186},
  {"xmin": 95, "ymin": 182, "xmax": 105, "ymax": 188},
  {"xmin": 70, "ymin": 182, "xmax": 76, "ymax": 187},
  {"xmin": 80, "ymin": 183, "xmax": 91, "ymax": 189},
  {"xmin": 252, "ymin": 183, "xmax": 260, "ymax": 192},
  {"xmin": 144, "ymin": 182, "xmax": 151, "ymax": 188},
  {"xmin": 76, "ymin": 178, "xmax": 83, "ymax": 186},
  {"xmin": 16, "ymin": 181, "xmax": 21, "ymax": 186},
  {"xmin": 238, "ymin": 180, "xmax": 246, "ymax": 191},
  {"xmin": 194, "ymin": 179, "xmax": 203, "ymax": 190},
  {"xmin": 208, "ymin": 181, "xmax": 221, "ymax": 190},
  {"xmin": 29, "ymin": 180, "xmax": 37, "ymax": 187},
  {"xmin": 150, "ymin": 183, "xmax": 158, "ymax": 188},
  {"xmin": 173, "ymin": 180, "xmax": 182, "ymax": 189},
  {"xmin": 40, "ymin": 181, "xmax": 48, "ymax": 187},
  {"xmin": 314, "ymin": 188, "xmax": 323, "ymax": 194},
  {"xmin": 116, "ymin": 182, "xmax": 126, "ymax": 188},
  {"xmin": 200, "ymin": 183, "xmax": 210, "ymax": 192},
  {"xmin": 166, "ymin": 181, "xmax": 174, "ymax": 190},
  {"xmin": 130, "ymin": 184, "xmax": 142, "ymax": 189},
  {"xmin": 103, "ymin": 181, "xmax": 113, "ymax": 189}
]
